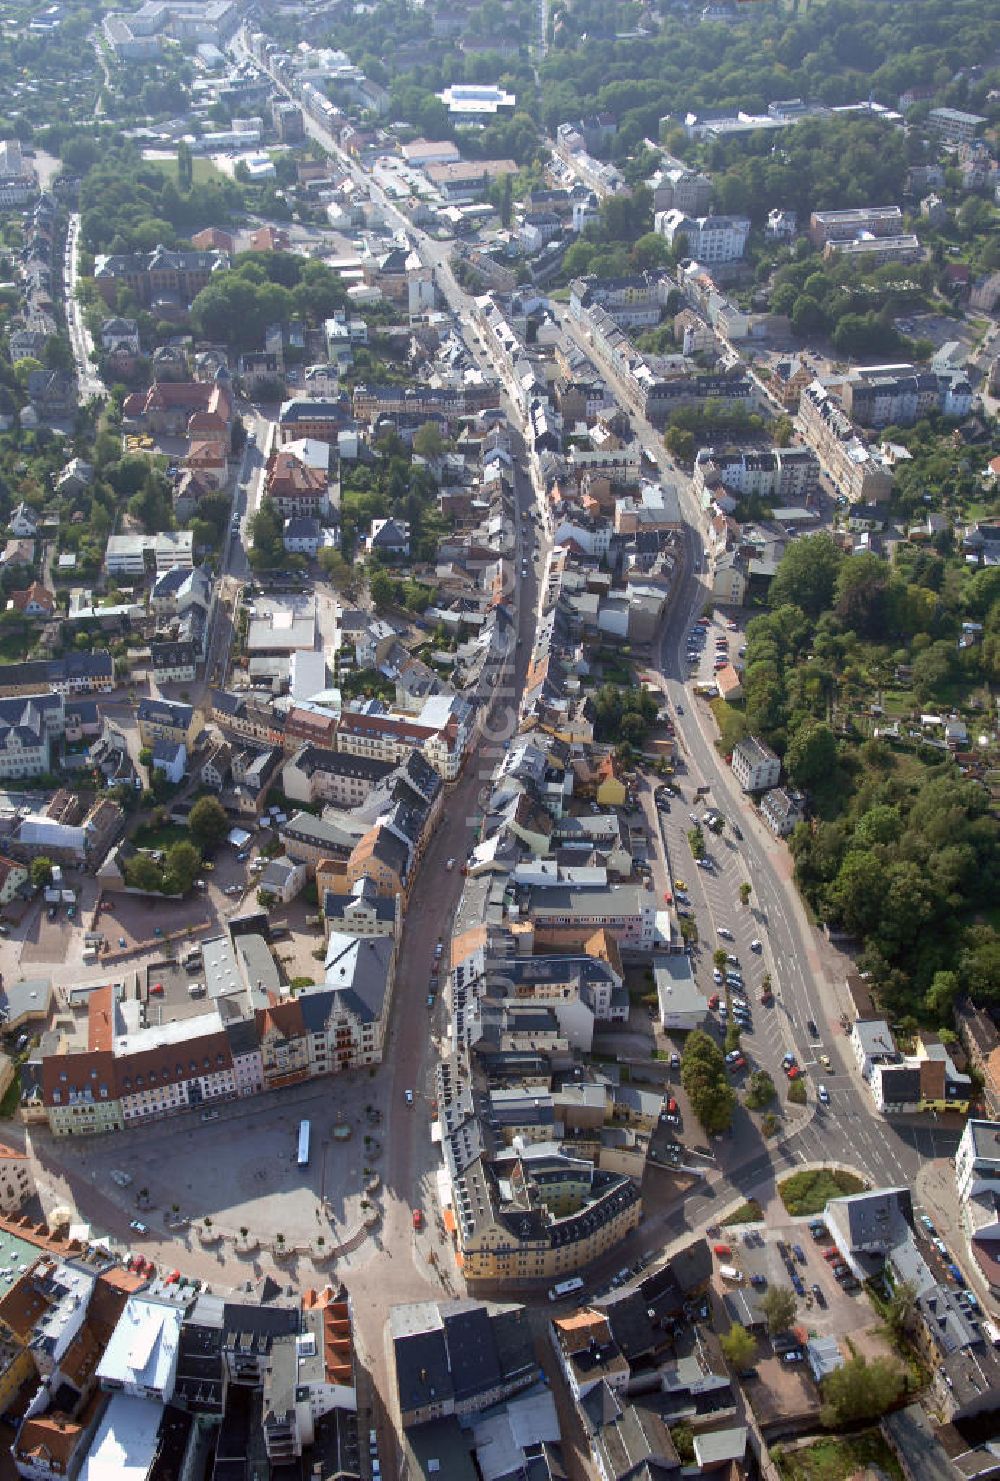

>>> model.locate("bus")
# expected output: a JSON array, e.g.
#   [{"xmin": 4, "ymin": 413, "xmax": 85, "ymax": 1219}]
[
  {"xmin": 297, "ymin": 1120, "xmax": 311, "ymax": 1167},
  {"xmin": 548, "ymin": 1277, "xmax": 585, "ymax": 1302}
]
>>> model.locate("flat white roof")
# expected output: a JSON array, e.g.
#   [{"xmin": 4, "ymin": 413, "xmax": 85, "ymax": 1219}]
[
  {"xmin": 114, "ymin": 1008, "xmax": 222, "ymax": 1055},
  {"xmin": 80, "ymin": 1393, "xmax": 164, "ymax": 1481},
  {"xmin": 97, "ymin": 1297, "xmax": 183, "ymax": 1397}
]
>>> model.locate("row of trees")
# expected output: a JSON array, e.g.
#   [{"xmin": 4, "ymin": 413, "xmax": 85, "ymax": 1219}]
[{"xmin": 680, "ymin": 1029, "xmax": 735, "ymax": 1134}]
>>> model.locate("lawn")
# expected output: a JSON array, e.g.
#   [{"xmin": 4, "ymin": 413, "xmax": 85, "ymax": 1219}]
[
  {"xmin": 709, "ymin": 696, "xmax": 747, "ymax": 753},
  {"xmin": 131, "ymin": 821, "xmax": 189, "ymax": 852},
  {"xmin": 778, "ymin": 1168, "xmax": 865, "ymax": 1216},
  {"xmin": 774, "ymin": 1430, "xmax": 903, "ymax": 1481},
  {"xmin": 0, "ymin": 1069, "xmax": 20, "ymax": 1119},
  {"xmin": 143, "ymin": 155, "xmax": 228, "ymax": 186},
  {"xmin": 722, "ymin": 1199, "xmax": 763, "ymax": 1225}
]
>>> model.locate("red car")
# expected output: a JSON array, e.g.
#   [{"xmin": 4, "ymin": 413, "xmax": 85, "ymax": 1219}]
[
  {"xmin": 713, "ymin": 1243, "xmax": 732, "ymax": 1258},
  {"xmin": 164, "ymin": 1269, "xmax": 181, "ymax": 1285},
  {"xmin": 708, "ymin": 993, "xmax": 720, "ymax": 1011},
  {"xmin": 412, "ymin": 1209, "xmax": 424, "ymax": 1231},
  {"xmin": 786, "ymin": 1065, "xmax": 800, "ymax": 1080}
]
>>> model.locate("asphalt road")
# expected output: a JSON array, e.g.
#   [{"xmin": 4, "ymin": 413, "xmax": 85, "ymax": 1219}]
[{"xmin": 64, "ymin": 213, "xmax": 103, "ymax": 401}]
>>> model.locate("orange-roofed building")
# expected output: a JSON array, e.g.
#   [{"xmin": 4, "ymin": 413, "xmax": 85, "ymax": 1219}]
[{"xmin": 551, "ymin": 1308, "xmax": 629, "ymax": 1400}]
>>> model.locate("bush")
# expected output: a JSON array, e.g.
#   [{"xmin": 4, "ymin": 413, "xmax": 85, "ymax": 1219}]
[
  {"xmin": 788, "ymin": 1077, "xmax": 807, "ymax": 1105},
  {"xmin": 779, "ymin": 1169, "xmax": 865, "ymax": 1216},
  {"xmin": 745, "ymin": 1070, "xmax": 776, "ymax": 1110}
]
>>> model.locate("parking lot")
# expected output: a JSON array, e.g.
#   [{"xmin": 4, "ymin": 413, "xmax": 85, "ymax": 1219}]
[{"xmin": 708, "ymin": 1216, "xmax": 898, "ymax": 1422}]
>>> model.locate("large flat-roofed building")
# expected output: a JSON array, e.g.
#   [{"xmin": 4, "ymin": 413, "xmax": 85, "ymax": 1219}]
[
  {"xmin": 78, "ymin": 1392, "xmax": 167, "ymax": 1481},
  {"xmin": 823, "ymin": 233, "xmax": 922, "ymax": 267},
  {"xmin": 654, "ymin": 955, "xmax": 709, "ymax": 1031},
  {"xmin": 437, "ymin": 84, "xmax": 516, "ymax": 120},
  {"xmin": 928, "ymin": 107, "xmax": 986, "ymax": 142},
  {"xmin": 808, "ymin": 205, "xmax": 904, "ymax": 247},
  {"xmin": 105, "ymin": 531, "xmax": 193, "ymax": 577},
  {"xmin": 526, "ymin": 884, "xmax": 655, "ymax": 952}
]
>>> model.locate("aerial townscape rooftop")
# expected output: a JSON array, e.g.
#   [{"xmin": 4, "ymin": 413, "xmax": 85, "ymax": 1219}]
[{"xmin": 0, "ymin": 0, "xmax": 996, "ymax": 1475}]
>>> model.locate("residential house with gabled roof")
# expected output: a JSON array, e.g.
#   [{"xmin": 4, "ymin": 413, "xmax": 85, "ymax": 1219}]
[{"xmin": 8, "ymin": 583, "xmax": 54, "ymax": 619}]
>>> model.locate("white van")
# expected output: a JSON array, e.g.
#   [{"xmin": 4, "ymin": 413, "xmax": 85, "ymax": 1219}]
[{"xmin": 719, "ymin": 1265, "xmax": 744, "ymax": 1283}]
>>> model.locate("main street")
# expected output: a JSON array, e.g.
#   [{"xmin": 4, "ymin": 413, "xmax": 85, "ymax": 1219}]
[{"xmin": 64, "ymin": 213, "xmax": 103, "ymax": 401}]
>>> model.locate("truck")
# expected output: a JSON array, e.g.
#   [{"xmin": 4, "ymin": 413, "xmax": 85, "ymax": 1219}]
[
  {"xmin": 547, "ymin": 1276, "xmax": 585, "ymax": 1302},
  {"xmin": 719, "ymin": 1265, "xmax": 744, "ymax": 1284}
]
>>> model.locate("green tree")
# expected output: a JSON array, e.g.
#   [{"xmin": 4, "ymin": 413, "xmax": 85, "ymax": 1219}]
[
  {"xmin": 369, "ymin": 567, "xmax": 394, "ymax": 612},
  {"xmin": 665, "ymin": 426, "xmax": 695, "ymax": 461},
  {"xmin": 30, "ymin": 857, "xmax": 54, "ymax": 889},
  {"xmin": 745, "ymin": 1070, "xmax": 775, "ymax": 1109},
  {"xmin": 125, "ymin": 854, "xmax": 164, "ymax": 893},
  {"xmin": 713, "ymin": 948, "xmax": 728, "ymax": 971},
  {"xmin": 680, "ymin": 1028, "xmax": 736, "ymax": 1133},
  {"xmin": 188, "ymin": 796, "xmax": 229, "ymax": 851},
  {"xmin": 886, "ymin": 1278, "xmax": 918, "ymax": 1341},
  {"xmin": 412, "ymin": 421, "xmax": 445, "ymax": 461},
  {"xmin": 760, "ymin": 1284, "xmax": 797, "ymax": 1335},
  {"xmin": 739, "ymin": 882, "xmax": 752, "ymax": 907},
  {"xmin": 820, "ymin": 1354, "xmax": 904, "ymax": 1426},
  {"xmin": 177, "ymin": 140, "xmax": 193, "ymax": 190},
  {"xmin": 720, "ymin": 1323, "xmax": 757, "ymax": 1371},
  {"xmin": 164, "ymin": 840, "xmax": 201, "ymax": 894},
  {"xmin": 785, "ymin": 721, "xmax": 837, "ymax": 790},
  {"xmin": 769, "ymin": 533, "xmax": 843, "ymax": 617}
]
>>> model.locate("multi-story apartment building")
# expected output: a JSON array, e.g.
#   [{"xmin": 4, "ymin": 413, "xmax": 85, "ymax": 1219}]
[
  {"xmin": 693, "ymin": 445, "xmax": 818, "ymax": 504},
  {"xmin": 796, "ymin": 380, "xmax": 894, "ymax": 504},
  {"xmin": 136, "ymin": 697, "xmax": 195, "ymax": 750},
  {"xmin": 281, "ymin": 746, "xmax": 392, "ymax": 807},
  {"xmin": 105, "ymin": 531, "xmax": 194, "ymax": 577},
  {"xmin": 731, "ymin": 735, "xmax": 781, "ymax": 793},
  {"xmin": 0, "ymin": 700, "xmax": 52, "ymax": 780},
  {"xmin": 452, "ymin": 1155, "xmax": 642, "ymax": 1293},
  {"xmin": 336, "ymin": 696, "xmax": 472, "ymax": 781},
  {"xmin": 390, "ymin": 1299, "xmax": 537, "ymax": 1430},
  {"xmin": 93, "ymin": 247, "xmax": 229, "ymax": 307},
  {"xmin": 0, "ymin": 654, "xmax": 113, "ymax": 698},
  {"xmin": 568, "ymin": 274, "xmax": 671, "ymax": 330},
  {"xmin": 808, "ymin": 205, "xmax": 904, "ymax": 247},
  {"xmin": 38, "ymin": 916, "xmax": 398, "ymax": 1136},
  {"xmin": 841, "ymin": 364, "xmax": 973, "ymax": 426},
  {"xmin": 210, "ymin": 689, "xmax": 285, "ymax": 747},
  {"xmin": 277, "ymin": 398, "xmax": 350, "ymax": 446},
  {"xmin": 351, "ymin": 383, "xmax": 466, "ymax": 425},
  {"xmin": 654, "ymin": 211, "xmax": 750, "ymax": 263},
  {"xmin": 955, "ymin": 1119, "xmax": 1000, "ymax": 1205},
  {"xmin": 648, "ymin": 165, "xmax": 714, "ymax": 216}
]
